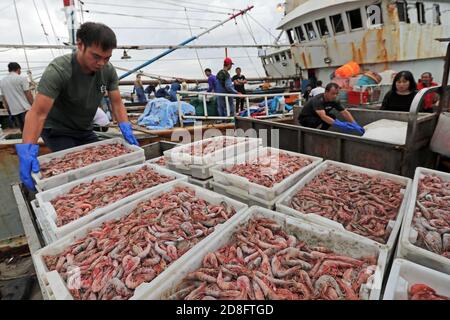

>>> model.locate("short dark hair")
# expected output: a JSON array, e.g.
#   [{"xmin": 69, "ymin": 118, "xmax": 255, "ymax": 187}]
[
  {"xmin": 392, "ymin": 71, "xmax": 417, "ymax": 92},
  {"xmin": 204, "ymin": 68, "xmax": 211, "ymax": 73},
  {"xmin": 325, "ymin": 82, "xmax": 340, "ymax": 92},
  {"xmin": 76, "ymin": 22, "xmax": 117, "ymax": 51},
  {"xmin": 421, "ymin": 72, "xmax": 432, "ymax": 78},
  {"xmin": 236, "ymin": 67, "xmax": 241, "ymax": 72},
  {"xmin": 317, "ymin": 80, "xmax": 323, "ymax": 87},
  {"xmin": 8, "ymin": 62, "xmax": 21, "ymax": 72}
]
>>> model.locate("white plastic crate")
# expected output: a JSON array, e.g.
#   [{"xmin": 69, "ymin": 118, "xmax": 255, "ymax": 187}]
[
  {"xmin": 397, "ymin": 167, "xmax": 450, "ymax": 274},
  {"xmin": 383, "ymin": 259, "xmax": 450, "ymax": 300},
  {"xmin": 188, "ymin": 176, "xmax": 212, "ymax": 190},
  {"xmin": 32, "ymin": 138, "xmax": 145, "ymax": 191},
  {"xmin": 32, "ymin": 181, "xmax": 248, "ymax": 300},
  {"xmin": 35, "ymin": 163, "xmax": 188, "ymax": 241},
  {"xmin": 147, "ymin": 156, "xmax": 167, "ymax": 168},
  {"xmin": 211, "ymin": 147, "xmax": 322, "ymax": 201},
  {"xmin": 276, "ymin": 160, "xmax": 412, "ymax": 254},
  {"xmin": 164, "ymin": 136, "xmax": 261, "ymax": 179},
  {"xmin": 137, "ymin": 206, "xmax": 388, "ymax": 300},
  {"xmin": 30, "ymin": 200, "xmax": 55, "ymax": 245},
  {"xmin": 210, "ymin": 180, "xmax": 284, "ymax": 210}
]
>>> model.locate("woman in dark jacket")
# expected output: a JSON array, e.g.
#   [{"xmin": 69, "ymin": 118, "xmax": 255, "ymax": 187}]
[{"xmin": 381, "ymin": 71, "xmax": 417, "ymax": 112}]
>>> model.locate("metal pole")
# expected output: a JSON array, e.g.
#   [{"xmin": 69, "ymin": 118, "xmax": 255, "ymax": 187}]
[
  {"xmin": 119, "ymin": 5, "xmax": 254, "ymax": 79},
  {"xmin": 246, "ymin": 97, "xmax": 250, "ymax": 117},
  {"xmin": 202, "ymin": 95, "xmax": 208, "ymax": 117},
  {"xmin": 177, "ymin": 94, "xmax": 184, "ymax": 128},
  {"xmin": 225, "ymin": 96, "xmax": 230, "ymax": 117},
  {"xmin": 265, "ymin": 96, "xmax": 269, "ymax": 116}
]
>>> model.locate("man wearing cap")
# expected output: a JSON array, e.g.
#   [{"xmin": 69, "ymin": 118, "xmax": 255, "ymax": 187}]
[{"xmin": 216, "ymin": 58, "xmax": 242, "ymax": 118}]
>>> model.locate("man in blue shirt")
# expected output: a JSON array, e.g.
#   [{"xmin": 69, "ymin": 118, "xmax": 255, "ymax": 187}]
[
  {"xmin": 205, "ymin": 68, "xmax": 219, "ymax": 93},
  {"xmin": 216, "ymin": 58, "xmax": 242, "ymax": 117},
  {"xmin": 155, "ymin": 85, "xmax": 170, "ymax": 98},
  {"xmin": 168, "ymin": 79, "xmax": 181, "ymax": 102}
]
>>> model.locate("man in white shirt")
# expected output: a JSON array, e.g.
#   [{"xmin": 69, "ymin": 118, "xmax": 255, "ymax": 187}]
[
  {"xmin": 0, "ymin": 62, "xmax": 34, "ymax": 131},
  {"xmin": 310, "ymin": 80, "xmax": 325, "ymax": 97}
]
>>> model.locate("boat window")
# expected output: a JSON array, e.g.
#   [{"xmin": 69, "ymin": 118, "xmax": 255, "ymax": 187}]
[
  {"xmin": 286, "ymin": 29, "xmax": 295, "ymax": 44},
  {"xmin": 346, "ymin": 8, "xmax": 363, "ymax": 30},
  {"xmin": 287, "ymin": 51, "xmax": 292, "ymax": 59},
  {"xmin": 264, "ymin": 57, "xmax": 270, "ymax": 65},
  {"xmin": 274, "ymin": 54, "xmax": 281, "ymax": 62},
  {"xmin": 315, "ymin": 18, "xmax": 330, "ymax": 37},
  {"xmin": 269, "ymin": 56, "xmax": 274, "ymax": 64},
  {"xmin": 280, "ymin": 52, "xmax": 287, "ymax": 61},
  {"xmin": 433, "ymin": 4, "xmax": 441, "ymax": 25},
  {"xmin": 330, "ymin": 13, "xmax": 346, "ymax": 34},
  {"xmin": 416, "ymin": 2, "xmax": 426, "ymax": 24},
  {"xmin": 366, "ymin": 3, "xmax": 383, "ymax": 27},
  {"xmin": 304, "ymin": 22, "xmax": 317, "ymax": 40},
  {"xmin": 294, "ymin": 26, "xmax": 306, "ymax": 42},
  {"xmin": 396, "ymin": 1, "xmax": 410, "ymax": 23}
]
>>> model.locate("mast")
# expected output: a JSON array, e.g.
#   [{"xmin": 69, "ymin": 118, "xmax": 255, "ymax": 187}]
[{"xmin": 118, "ymin": 5, "xmax": 254, "ymax": 80}]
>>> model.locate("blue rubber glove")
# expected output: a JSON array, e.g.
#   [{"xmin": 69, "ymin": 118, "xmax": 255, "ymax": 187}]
[
  {"xmin": 332, "ymin": 119, "xmax": 358, "ymax": 134},
  {"xmin": 351, "ymin": 122, "xmax": 366, "ymax": 136},
  {"xmin": 16, "ymin": 144, "xmax": 40, "ymax": 191},
  {"xmin": 118, "ymin": 122, "xmax": 139, "ymax": 146}
]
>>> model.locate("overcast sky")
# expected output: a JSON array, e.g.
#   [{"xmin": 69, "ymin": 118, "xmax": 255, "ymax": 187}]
[{"xmin": 0, "ymin": 0, "xmax": 285, "ymax": 89}]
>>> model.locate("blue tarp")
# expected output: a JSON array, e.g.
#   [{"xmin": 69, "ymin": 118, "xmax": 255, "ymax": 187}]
[
  {"xmin": 237, "ymin": 96, "xmax": 293, "ymax": 116},
  {"xmin": 137, "ymin": 98, "xmax": 196, "ymax": 130}
]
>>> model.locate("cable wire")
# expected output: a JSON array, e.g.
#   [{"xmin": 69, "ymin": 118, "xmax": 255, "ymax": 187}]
[
  {"xmin": 13, "ymin": 0, "xmax": 31, "ymax": 75},
  {"xmin": 234, "ymin": 17, "xmax": 262, "ymax": 78},
  {"xmin": 32, "ymin": 0, "xmax": 56, "ymax": 58},
  {"xmin": 83, "ymin": 1, "xmax": 227, "ymax": 15},
  {"xmin": 83, "ymin": 10, "xmax": 209, "ymax": 29},
  {"xmin": 42, "ymin": 0, "xmax": 65, "ymax": 56},
  {"xmin": 185, "ymin": 8, "xmax": 204, "ymax": 77}
]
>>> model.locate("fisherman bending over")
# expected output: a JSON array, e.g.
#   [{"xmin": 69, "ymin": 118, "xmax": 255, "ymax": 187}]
[
  {"xmin": 15, "ymin": 22, "xmax": 139, "ymax": 191},
  {"xmin": 298, "ymin": 83, "xmax": 365, "ymax": 135}
]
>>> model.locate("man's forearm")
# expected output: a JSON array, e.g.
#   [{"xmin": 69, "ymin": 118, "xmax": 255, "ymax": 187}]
[
  {"xmin": 25, "ymin": 91, "xmax": 34, "ymax": 105},
  {"xmin": 342, "ymin": 110, "xmax": 355, "ymax": 123},
  {"xmin": 112, "ymin": 102, "xmax": 129, "ymax": 123},
  {"xmin": 22, "ymin": 109, "xmax": 46, "ymax": 144},
  {"xmin": 320, "ymin": 114, "xmax": 336, "ymax": 125},
  {"xmin": 2, "ymin": 97, "xmax": 9, "ymax": 113}
]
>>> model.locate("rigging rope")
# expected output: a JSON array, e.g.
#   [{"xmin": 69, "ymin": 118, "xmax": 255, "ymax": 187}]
[
  {"xmin": 83, "ymin": 10, "xmax": 208, "ymax": 29},
  {"xmin": 83, "ymin": 1, "xmax": 228, "ymax": 15},
  {"xmin": 42, "ymin": 0, "xmax": 65, "ymax": 56},
  {"xmin": 13, "ymin": 0, "xmax": 31, "ymax": 80},
  {"xmin": 235, "ymin": 17, "xmax": 262, "ymax": 78},
  {"xmin": 247, "ymin": 13, "xmax": 279, "ymax": 42},
  {"xmin": 185, "ymin": 8, "xmax": 204, "ymax": 77},
  {"xmin": 32, "ymin": 0, "xmax": 56, "ymax": 58}
]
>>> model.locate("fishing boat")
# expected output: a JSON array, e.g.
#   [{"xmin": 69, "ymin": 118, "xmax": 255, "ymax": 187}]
[{"xmin": 260, "ymin": 0, "xmax": 450, "ymax": 83}]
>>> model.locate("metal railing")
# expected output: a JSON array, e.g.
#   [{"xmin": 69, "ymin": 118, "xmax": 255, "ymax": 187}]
[{"xmin": 176, "ymin": 90, "xmax": 302, "ymax": 126}]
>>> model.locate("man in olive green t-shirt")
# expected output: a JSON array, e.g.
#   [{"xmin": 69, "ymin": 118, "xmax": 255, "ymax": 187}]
[{"xmin": 15, "ymin": 22, "xmax": 139, "ymax": 191}]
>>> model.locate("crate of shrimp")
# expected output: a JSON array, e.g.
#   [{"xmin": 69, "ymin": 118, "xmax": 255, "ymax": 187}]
[
  {"xmin": 383, "ymin": 259, "xmax": 450, "ymax": 300},
  {"xmin": 34, "ymin": 163, "xmax": 187, "ymax": 241},
  {"xmin": 32, "ymin": 182, "xmax": 248, "ymax": 300},
  {"xmin": 164, "ymin": 136, "xmax": 262, "ymax": 180},
  {"xmin": 32, "ymin": 138, "xmax": 145, "ymax": 191},
  {"xmin": 211, "ymin": 147, "xmax": 322, "ymax": 202},
  {"xmin": 136, "ymin": 206, "xmax": 388, "ymax": 300},
  {"xmin": 147, "ymin": 156, "xmax": 168, "ymax": 168},
  {"xmin": 276, "ymin": 160, "xmax": 412, "ymax": 255},
  {"xmin": 397, "ymin": 167, "xmax": 450, "ymax": 274}
]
